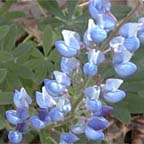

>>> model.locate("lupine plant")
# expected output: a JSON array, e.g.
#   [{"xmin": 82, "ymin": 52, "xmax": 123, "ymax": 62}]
[{"xmin": 4, "ymin": 0, "xmax": 144, "ymax": 143}]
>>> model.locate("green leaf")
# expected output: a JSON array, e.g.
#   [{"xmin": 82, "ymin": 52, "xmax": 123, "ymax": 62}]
[
  {"xmin": 43, "ymin": 25, "xmax": 53, "ymax": 56},
  {"xmin": 0, "ymin": 25, "xmax": 9, "ymax": 40},
  {"xmin": 0, "ymin": 68, "xmax": 7, "ymax": 83},
  {"xmin": 0, "ymin": 91, "xmax": 13, "ymax": 105},
  {"xmin": 1, "ymin": 24, "xmax": 18, "ymax": 51},
  {"xmin": 112, "ymin": 106, "xmax": 131, "ymax": 123},
  {"xmin": 38, "ymin": 0, "xmax": 65, "ymax": 19},
  {"xmin": 0, "ymin": 51, "xmax": 14, "ymax": 63},
  {"xmin": 3, "ymin": 11, "xmax": 25, "ymax": 19},
  {"xmin": 13, "ymin": 41, "xmax": 36, "ymax": 63}
]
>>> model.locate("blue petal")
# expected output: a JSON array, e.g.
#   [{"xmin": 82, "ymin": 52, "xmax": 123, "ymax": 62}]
[
  {"xmin": 88, "ymin": 49, "xmax": 105, "ymax": 65},
  {"xmin": 84, "ymin": 86, "xmax": 100, "ymax": 100},
  {"xmin": 13, "ymin": 87, "xmax": 32, "ymax": 108},
  {"xmin": 8, "ymin": 130, "xmax": 22, "ymax": 144},
  {"xmin": 53, "ymin": 71, "xmax": 71, "ymax": 86},
  {"xmin": 44, "ymin": 79, "xmax": 66, "ymax": 95},
  {"xmin": 60, "ymin": 132, "xmax": 79, "ymax": 143},
  {"xmin": 83, "ymin": 62, "xmax": 98, "ymax": 77},
  {"xmin": 91, "ymin": 26, "xmax": 107, "ymax": 43},
  {"xmin": 87, "ymin": 116, "xmax": 109, "ymax": 130},
  {"xmin": 119, "ymin": 23, "xmax": 138, "ymax": 38},
  {"xmin": 60, "ymin": 57, "xmax": 80, "ymax": 75},
  {"xmin": 16, "ymin": 107, "xmax": 29, "ymax": 120},
  {"xmin": 86, "ymin": 99, "xmax": 102, "ymax": 113},
  {"xmin": 30, "ymin": 116, "xmax": 46, "ymax": 129},
  {"xmin": 62, "ymin": 30, "xmax": 80, "ymax": 50},
  {"xmin": 94, "ymin": 105, "xmax": 113, "ymax": 116},
  {"xmin": 36, "ymin": 87, "xmax": 56, "ymax": 109},
  {"xmin": 16, "ymin": 122, "xmax": 28, "ymax": 132},
  {"xmin": 49, "ymin": 107, "xmax": 64, "ymax": 122},
  {"xmin": 85, "ymin": 127, "xmax": 104, "ymax": 141},
  {"xmin": 6, "ymin": 110, "xmax": 21, "ymax": 125},
  {"xmin": 55, "ymin": 40, "xmax": 78, "ymax": 57},
  {"xmin": 89, "ymin": 1, "xmax": 99, "ymax": 19},
  {"xmin": 103, "ymin": 78, "xmax": 123, "ymax": 92},
  {"xmin": 124, "ymin": 36, "xmax": 140, "ymax": 52},
  {"xmin": 112, "ymin": 53, "xmax": 123, "ymax": 64},
  {"xmin": 103, "ymin": 90, "xmax": 126, "ymax": 103},
  {"xmin": 114, "ymin": 62, "xmax": 137, "ymax": 78},
  {"xmin": 102, "ymin": 14, "xmax": 116, "ymax": 31},
  {"xmin": 38, "ymin": 108, "xmax": 49, "ymax": 122}
]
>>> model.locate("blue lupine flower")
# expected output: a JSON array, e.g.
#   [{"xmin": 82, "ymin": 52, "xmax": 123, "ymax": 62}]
[
  {"xmin": 55, "ymin": 30, "xmax": 81, "ymax": 57},
  {"xmin": 88, "ymin": 49, "xmax": 105, "ymax": 65},
  {"xmin": 103, "ymin": 78, "xmax": 123, "ymax": 93},
  {"xmin": 71, "ymin": 119, "xmax": 86, "ymax": 134},
  {"xmin": 89, "ymin": 0, "xmax": 111, "ymax": 19},
  {"xmin": 60, "ymin": 132, "xmax": 79, "ymax": 144},
  {"xmin": 30, "ymin": 116, "xmax": 46, "ymax": 129},
  {"xmin": 16, "ymin": 122, "xmax": 28, "ymax": 133},
  {"xmin": 6, "ymin": 88, "xmax": 31, "ymax": 143},
  {"xmin": 84, "ymin": 86, "xmax": 100, "ymax": 100},
  {"xmin": 114, "ymin": 62, "xmax": 137, "ymax": 78},
  {"xmin": 102, "ymin": 78, "xmax": 126, "ymax": 103},
  {"xmin": 44, "ymin": 79, "xmax": 67, "ymax": 96},
  {"xmin": 103, "ymin": 90, "xmax": 126, "ymax": 103},
  {"xmin": 124, "ymin": 36, "xmax": 140, "ymax": 52},
  {"xmin": 86, "ymin": 99, "xmax": 102, "ymax": 113},
  {"xmin": 57, "ymin": 96, "xmax": 71, "ymax": 114},
  {"xmin": 13, "ymin": 87, "xmax": 32, "ymax": 108},
  {"xmin": 49, "ymin": 107, "xmax": 64, "ymax": 122},
  {"xmin": 110, "ymin": 36, "xmax": 125, "ymax": 49},
  {"xmin": 8, "ymin": 130, "xmax": 23, "ymax": 144},
  {"xmin": 60, "ymin": 57, "xmax": 80, "ymax": 75},
  {"xmin": 85, "ymin": 127, "xmax": 104, "ymax": 141},
  {"xmin": 53, "ymin": 71, "xmax": 71, "ymax": 86},
  {"xmin": 36, "ymin": 86, "xmax": 56, "ymax": 109},
  {"xmin": 94, "ymin": 105, "xmax": 113, "ymax": 116},
  {"xmin": 85, "ymin": 116, "xmax": 108, "ymax": 141},
  {"xmin": 87, "ymin": 116, "xmax": 109, "ymax": 130},
  {"xmin": 83, "ymin": 19, "xmax": 97, "ymax": 46},
  {"xmin": 6, "ymin": 110, "xmax": 22, "ymax": 125},
  {"xmin": 100, "ymin": 13, "xmax": 117, "ymax": 32},
  {"xmin": 118, "ymin": 23, "xmax": 138, "ymax": 38},
  {"xmin": 83, "ymin": 62, "xmax": 98, "ymax": 77},
  {"xmin": 91, "ymin": 25, "xmax": 107, "ymax": 43}
]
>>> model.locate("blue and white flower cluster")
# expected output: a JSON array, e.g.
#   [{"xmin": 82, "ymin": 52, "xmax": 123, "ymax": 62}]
[
  {"xmin": 6, "ymin": 88, "xmax": 32, "ymax": 143},
  {"xmin": 6, "ymin": 0, "xmax": 143, "ymax": 143}
]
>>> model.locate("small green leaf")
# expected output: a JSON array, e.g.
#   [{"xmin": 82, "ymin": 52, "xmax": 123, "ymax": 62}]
[
  {"xmin": 0, "ymin": 51, "xmax": 14, "ymax": 63},
  {"xmin": 0, "ymin": 68, "xmax": 7, "ymax": 83},
  {"xmin": 43, "ymin": 25, "xmax": 53, "ymax": 56},
  {"xmin": 0, "ymin": 25, "xmax": 9, "ymax": 40},
  {"xmin": 112, "ymin": 106, "xmax": 131, "ymax": 123},
  {"xmin": 0, "ymin": 91, "xmax": 13, "ymax": 105},
  {"xmin": 1, "ymin": 24, "xmax": 18, "ymax": 51}
]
